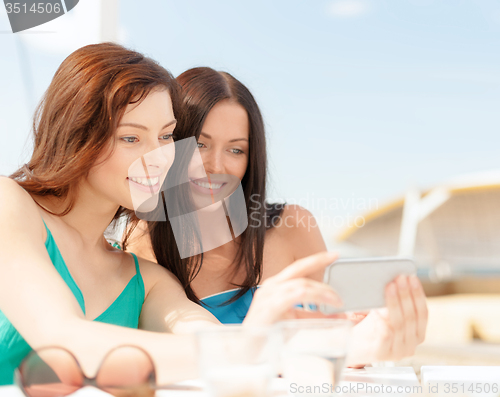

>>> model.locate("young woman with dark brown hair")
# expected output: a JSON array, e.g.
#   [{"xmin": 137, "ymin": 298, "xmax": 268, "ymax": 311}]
[
  {"xmin": 128, "ymin": 67, "xmax": 429, "ymax": 366},
  {"xmin": 0, "ymin": 45, "xmax": 341, "ymax": 385}
]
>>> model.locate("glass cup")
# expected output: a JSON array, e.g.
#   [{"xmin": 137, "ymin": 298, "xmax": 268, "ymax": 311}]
[
  {"xmin": 197, "ymin": 325, "xmax": 279, "ymax": 397},
  {"xmin": 279, "ymin": 319, "xmax": 353, "ymax": 396}
]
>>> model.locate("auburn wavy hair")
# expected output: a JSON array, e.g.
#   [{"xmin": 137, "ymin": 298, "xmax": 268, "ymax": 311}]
[{"xmin": 10, "ymin": 42, "xmax": 180, "ymax": 243}]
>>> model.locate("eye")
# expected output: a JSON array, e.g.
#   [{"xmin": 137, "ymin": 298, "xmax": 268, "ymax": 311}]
[
  {"xmin": 230, "ymin": 148, "xmax": 244, "ymax": 155},
  {"xmin": 160, "ymin": 133, "xmax": 173, "ymax": 141},
  {"xmin": 197, "ymin": 142, "xmax": 206, "ymax": 149},
  {"xmin": 121, "ymin": 136, "xmax": 138, "ymax": 143}
]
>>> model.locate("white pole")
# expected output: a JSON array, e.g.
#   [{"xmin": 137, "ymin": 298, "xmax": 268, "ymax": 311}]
[{"xmin": 398, "ymin": 187, "xmax": 421, "ymax": 257}]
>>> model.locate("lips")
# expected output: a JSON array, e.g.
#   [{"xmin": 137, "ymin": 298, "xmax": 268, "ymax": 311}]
[
  {"xmin": 129, "ymin": 176, "xmax": 160, "ymax": 186},
  {"xmin": 189, "ymin": 178, "xmax": 227, "ymax": 195},
  {"xmin": 127, "ymin": 176, "xmax": 161, "ymax": 193},
  {"xmin": 191, "ymin": 178, "xmax": 225, "ymax": 189}
]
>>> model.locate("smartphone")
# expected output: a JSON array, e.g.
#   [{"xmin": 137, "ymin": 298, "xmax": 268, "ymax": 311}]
[{"xmin": 321, "ymin": 257, "xmax": 417, "ymax": 313}]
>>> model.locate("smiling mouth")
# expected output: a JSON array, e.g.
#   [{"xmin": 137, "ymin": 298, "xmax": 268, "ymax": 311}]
[
  {"xmin": 128, "ymin": 176, "xmax": 160, "ymax": 187},
  {"xmin": 190, "ymin": 178, "xmax": 226, "ymax": 190}
]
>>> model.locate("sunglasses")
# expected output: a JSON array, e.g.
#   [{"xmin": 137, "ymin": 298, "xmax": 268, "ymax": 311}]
[{"xmin": 15, "ymin": 345, "xmax": 156, "ymax": 397}]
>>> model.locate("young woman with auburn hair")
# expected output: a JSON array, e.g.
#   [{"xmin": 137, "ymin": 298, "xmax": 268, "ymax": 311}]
[
  {"xmin": 128, "ymin": 67, "xmax": 429, "ymax": 366},
  {"xmin": 0, "ymin": 45, "xmax": 342, "ymax": 385}
]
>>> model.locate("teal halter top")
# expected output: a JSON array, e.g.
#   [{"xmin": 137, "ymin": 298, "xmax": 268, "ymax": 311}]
[
  {"xmin": 0, "ymin": 221, "xmax": 145, "ymax": 385},
  {"xmin": 201, "ymin": 288, "xmax": 256, "ymax": 324}
]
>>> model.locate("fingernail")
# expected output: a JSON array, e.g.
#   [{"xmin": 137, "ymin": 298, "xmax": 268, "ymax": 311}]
[{"xmin": 410, "ymin": 275, "xmax": 420, "ymax": 289}]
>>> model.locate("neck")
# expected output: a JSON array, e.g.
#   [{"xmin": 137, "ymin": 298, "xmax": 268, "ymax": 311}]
[
  {"xmin": 36, "ymin": 183, "xmax": 121, "ymax": 249},
  {"xmin": 200, "ymin": 239, "xmax": 242, "ymax": 274}
]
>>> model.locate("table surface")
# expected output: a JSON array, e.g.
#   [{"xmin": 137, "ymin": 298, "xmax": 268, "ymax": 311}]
[
  {"xmin": 6, "ymin": 366, "xmax": 500, "ymax": 396},
  {"xmin": 421, "ymin": 365, "xmax": 500, "ymax": 385},
  {"xmin": 420, "ymin": 366, "xmax": 500, "ymax": 397},
  {"xmin": 0, "ymin": 366, "xmax": 420, "ymax": 397}
]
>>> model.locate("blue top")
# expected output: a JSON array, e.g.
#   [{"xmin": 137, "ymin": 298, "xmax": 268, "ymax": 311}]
[
  {"xmin": 201, "ymin": 288, "xmax": 256, "ymax": 324},
  {"xmin": 0, "ymin": 221, "xmax": 145, "ymax": 385}
]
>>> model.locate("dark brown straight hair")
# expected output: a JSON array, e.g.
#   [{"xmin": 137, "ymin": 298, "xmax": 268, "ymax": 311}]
[
  {"xmin": 10, "ymin": 42, "xmax": 180, "ymax": 244},
  {"xmin": 149, "ymin": 67, "xmax": 271, "ymax": 305}
]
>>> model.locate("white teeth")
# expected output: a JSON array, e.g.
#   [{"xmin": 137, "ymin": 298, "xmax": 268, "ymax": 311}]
[
  {"xmin": 193, "ymin": 180, "xmax": 223, "ymax": 189},
  {"xmin": 129, "ymin": 176, "xmax": 159, "ymax": 187}
]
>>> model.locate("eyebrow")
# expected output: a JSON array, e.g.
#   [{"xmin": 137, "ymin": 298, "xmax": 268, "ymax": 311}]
[
  {"xmin": 118, "ymin": 119, "xmax": 177, "ymax": 131},
  {"xmin": 200, "ymin": 132, "xmax": 248, "ymax": 143}
]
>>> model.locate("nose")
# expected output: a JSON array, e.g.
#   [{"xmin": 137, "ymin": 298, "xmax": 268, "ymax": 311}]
[
  {"xmin": 142, "ymin": 139, "xmax": 171, "ymax": 172},
  {"xmin": 202, "ymin": 148, "xmax": 224, "ymax": 175}
]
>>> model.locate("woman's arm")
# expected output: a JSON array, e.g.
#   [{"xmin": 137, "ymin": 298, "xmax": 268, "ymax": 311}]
[
  {"xmin": 137, "ymin": 258, "xmax": 221, "ymax": 333},
  {"xmin": 0, "ymin": 177, "xmax": 199, "ymax": 384},
  {"xmin": 0, "ymin": 179, "xmax": 344, "ymax": 382},
  {"xmin": 138, "ymin": 250, "xmax": 342, "ymax": 329},
  {"xmin": 267, "ymin": 204, "xmax": 428, "ymax": 366}
]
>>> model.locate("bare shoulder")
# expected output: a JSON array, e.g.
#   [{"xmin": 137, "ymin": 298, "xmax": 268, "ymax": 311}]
[
  {"xmin": 280, "ymin": 204, "xmax": 315, "ymax": 224},
  {"xmin": 264, "ymin": 204, "xmax": 327, "ymax": 281},
  {"xmin": 269, "ymin": 204, "xmax": 319, "ymax": 241},
  {"xmin": 0, "ymin": 176, "xmax": 29, "ymax": 200},
  {"xmin": 0, "ymin": 177, "xmax": 45, "ymax": 237},
  {"xmin": 0, "ymin": 177, "xmax": 36, "ymax": 210},
  {"xmin": 134, "ymin": 255, "xmax": 183, "ymax": 296}
]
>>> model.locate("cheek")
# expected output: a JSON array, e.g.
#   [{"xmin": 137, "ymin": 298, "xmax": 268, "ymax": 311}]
[
  {"xmin": 91, "ymin": 150, "xmax": 134, "ymax": 187},
  {"xmin": 234, "ymin": 157, "xmax": 248, "ymax": 181},
  {"xmin": 188, "ymin": 150, "xmax": 206, "ymax": 179},
  {"xmin": 219, "ymin": 155, "xmax": 248, "ymax": 180},
  {"xmin": 107, "ymin": 154, "xmax": 133, "ymax": 182}
]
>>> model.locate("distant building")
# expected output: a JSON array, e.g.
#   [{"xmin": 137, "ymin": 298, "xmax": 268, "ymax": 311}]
[{"xmin": 337, "ymin": 170, "xmax": 500, "ymax": 280}]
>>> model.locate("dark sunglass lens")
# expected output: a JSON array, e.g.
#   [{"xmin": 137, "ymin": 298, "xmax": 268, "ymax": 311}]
[{"xmin": 19, "ymin": 348, "xmax": 83, "ymax": 397}]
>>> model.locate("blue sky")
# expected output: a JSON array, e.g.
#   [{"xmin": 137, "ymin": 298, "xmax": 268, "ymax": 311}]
[{"xmin": 1, "ymin": 0, "xmax": 499, "ymax": 248}]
